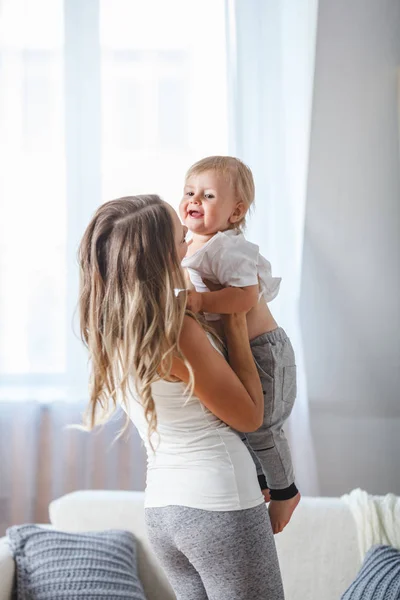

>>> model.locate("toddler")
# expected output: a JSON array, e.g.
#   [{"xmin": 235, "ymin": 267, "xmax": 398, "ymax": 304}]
[{"xmin": 180, "ymin": 156, "xmax": 300, "ymax": 533}]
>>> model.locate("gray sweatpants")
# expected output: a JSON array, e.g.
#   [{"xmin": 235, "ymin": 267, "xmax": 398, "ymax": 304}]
[
  {"xmin": 145, "ymin": 503, "xmax": 285, "ymax": 600},
  {"xmin": 242, "ymin": 328, "xmax": 297, "ymax": 493}
]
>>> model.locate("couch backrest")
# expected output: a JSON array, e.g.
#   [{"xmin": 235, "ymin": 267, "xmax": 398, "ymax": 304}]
[
  {"xmin": 274, "ymin": 496, "xmax": 361, "ymax": 599},
  {"xmin": 50, "ymin": 491, "xmax": 362, "ymax": 600}
]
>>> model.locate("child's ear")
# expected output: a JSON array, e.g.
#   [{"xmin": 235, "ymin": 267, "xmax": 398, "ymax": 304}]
[{"xmin": 229, "ymin": 202, "xmax": 246, "ymax": 224}]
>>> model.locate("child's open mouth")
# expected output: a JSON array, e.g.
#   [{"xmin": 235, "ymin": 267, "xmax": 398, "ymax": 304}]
[{"xmin": 188, "ymin": 209, "xmax": 204, "ymax": 219}]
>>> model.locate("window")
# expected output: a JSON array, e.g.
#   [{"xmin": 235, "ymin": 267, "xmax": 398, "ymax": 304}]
[
  {"xmin": 0, "ymin": 0, "xmax": 66, "ymax": 392},
  {"xmin": 0, "ymin": 0, "xmax": 228, "ymax": 400},
  {"xmin": 100, "ymin": 0, "xmax": 228, "ymax": 204}
]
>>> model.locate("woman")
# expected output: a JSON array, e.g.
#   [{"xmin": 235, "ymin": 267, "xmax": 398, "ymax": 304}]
[{"xmin": 78, "ymin": 195, "xmax": 285, "ymax": 599}]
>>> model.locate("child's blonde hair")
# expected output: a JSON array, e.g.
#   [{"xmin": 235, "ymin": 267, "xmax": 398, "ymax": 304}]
[{"xmin": 185, "ymin": 155, "xmax": 255, "ymax": 229}]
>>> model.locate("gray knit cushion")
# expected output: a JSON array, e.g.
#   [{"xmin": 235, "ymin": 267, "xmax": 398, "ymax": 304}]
[
  {"xmin": 7, "ymin": 525, "xmax": 147, "ymax": 600},
  {"xmin": 341, "ymin": 545, "xmax": 400, "ymax": 600}
]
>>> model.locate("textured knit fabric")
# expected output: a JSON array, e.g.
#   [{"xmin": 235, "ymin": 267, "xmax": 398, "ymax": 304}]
[
  {"xmin": 145, "ymin": 502, "xmax": 285, "ymax": 600},
  {"xmin": 7, "ymin": 525, "xmax": 147, "ymax": 600},
  {"xmin": 341, "ymin": 545, "xmax": 400, "ymax": 600},
  {"xmin": 341, "ymin": 489, "xmax": 400, "ymax": 558},
  {"xmin": 241, "ymin": 328, "xmax": 297, "ymax": 493}
]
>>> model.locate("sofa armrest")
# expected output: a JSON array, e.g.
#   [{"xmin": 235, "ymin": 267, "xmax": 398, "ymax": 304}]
[
  {"xmin": 49, "ymin": 491, "xmax": 175, "ymax": 600},
  {"xmin": 0, "ymin": 536, "xmax": 14, "ymax": 600}
]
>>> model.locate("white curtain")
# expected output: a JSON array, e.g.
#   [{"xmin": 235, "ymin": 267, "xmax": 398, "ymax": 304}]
[
  {"xmin": 0, "ymin": 0, "xmax": 320, "ymax": 535},
  {"xmin": 226, "ymin": 0, "xmax": 320, "ymax": 494},
  {"xmin": 0, "ymin": 0, "xmax": 229, "ymax": 534},
  {"xmin": 0, "ymin": 401, "xmax": 147, "ymax": 534},
  {"xmin": 0, "ymin": 0, "xmax": 229, "ymax": 399}
]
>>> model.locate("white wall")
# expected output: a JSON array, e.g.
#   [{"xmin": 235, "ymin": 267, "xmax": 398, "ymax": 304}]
[{"xmin": 301, "ymin": 0, "xmax": 400, "ymax": 495}]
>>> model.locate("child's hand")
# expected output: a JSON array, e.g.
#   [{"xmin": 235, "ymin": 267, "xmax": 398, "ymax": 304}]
[{"xmin": 186, "ymin": 290, "xmax": 203, "ymax": 313}]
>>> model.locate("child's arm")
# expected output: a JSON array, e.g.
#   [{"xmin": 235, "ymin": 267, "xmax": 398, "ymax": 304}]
[{"xmin": 187, "ymin": 285, "xmax": 259, "ymax": 314}]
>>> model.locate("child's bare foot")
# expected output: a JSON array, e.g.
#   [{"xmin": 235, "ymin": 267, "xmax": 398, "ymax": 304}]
[
  {"xmin": 262, "ymin": 488, "xmax": 271, "ymax": 503},
  {"xmin": 268, "ymin": 492, "xmax": 301, "ymax": 534}
]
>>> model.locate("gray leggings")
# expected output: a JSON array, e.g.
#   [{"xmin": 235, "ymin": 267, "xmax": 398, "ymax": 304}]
[{"xmin": 145, "ymin": 503, "xmax": 285, "ymax": 600}]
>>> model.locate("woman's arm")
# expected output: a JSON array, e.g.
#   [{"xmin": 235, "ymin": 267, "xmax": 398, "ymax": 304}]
[{"xmin": 170, "ymin": 315, "xmax": 263, "ymax": 431}]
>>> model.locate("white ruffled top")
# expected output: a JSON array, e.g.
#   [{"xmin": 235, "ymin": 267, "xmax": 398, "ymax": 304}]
[{"xmin": 182, "ymin": 229, "xmax": 281, "ymax": 320}]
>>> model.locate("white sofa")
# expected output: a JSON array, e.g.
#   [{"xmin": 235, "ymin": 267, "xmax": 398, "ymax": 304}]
[{"xmin": 0, "ymin": 491, "xmax": 363, "ymax": 600}]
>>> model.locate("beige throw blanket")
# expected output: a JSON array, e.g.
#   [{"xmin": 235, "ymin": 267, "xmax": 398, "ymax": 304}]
[{"xmin": 341, "ymin": 488, "xmax": 400, "ymax": 559}]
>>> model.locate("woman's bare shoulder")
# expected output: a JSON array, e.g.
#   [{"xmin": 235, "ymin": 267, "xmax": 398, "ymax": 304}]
[
  {"xmin": 180, "ymin": 314, "xmax": 207, "ymax": 344},
  {"xmin": 170, "ymin": 315, "xmax": 219, "ymax": 381}
]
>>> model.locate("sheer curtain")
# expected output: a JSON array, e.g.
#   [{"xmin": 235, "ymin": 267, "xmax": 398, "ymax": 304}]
[
  {"xmin": 226, "ymin": 0, "xmax": 320, "ymax": 494},
  {"xmin": 0, "ymin": 0, "xmax": 67, "ymax": 396},
  {"xmin": 0, "ymin": 0, "xmax": 229, "ymax": 534},
  {"xmin": 0, "ymin": 0, "xmax": 320, "ymax": 535}
]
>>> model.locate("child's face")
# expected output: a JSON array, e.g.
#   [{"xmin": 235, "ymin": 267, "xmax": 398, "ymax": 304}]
[{"xmin": 180, "ymin": 170, "xmax": 243, "ymax": 236}]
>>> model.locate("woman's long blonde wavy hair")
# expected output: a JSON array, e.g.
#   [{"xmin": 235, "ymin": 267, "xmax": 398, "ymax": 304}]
[{"xmin": 78, "ymin": 195, "xmax": 192, "ymax": 441}]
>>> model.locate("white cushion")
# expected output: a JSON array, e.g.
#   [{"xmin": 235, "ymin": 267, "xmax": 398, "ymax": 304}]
[
  {"xmin": 275, "ymin": 496, "xmax": 361, "ymax": 600},
  {"xmin": 49, "ymin": 490, "xmax": 175, "ymax": 600},
  {"xmin": 0, "ymin": 536, "xmax": 14, "ymax": 600}
]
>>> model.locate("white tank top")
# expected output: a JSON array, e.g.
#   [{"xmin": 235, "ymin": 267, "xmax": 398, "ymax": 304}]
[{"xmin": 125, "ymin": 377, "xmax": 264, "ymax": 511}]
